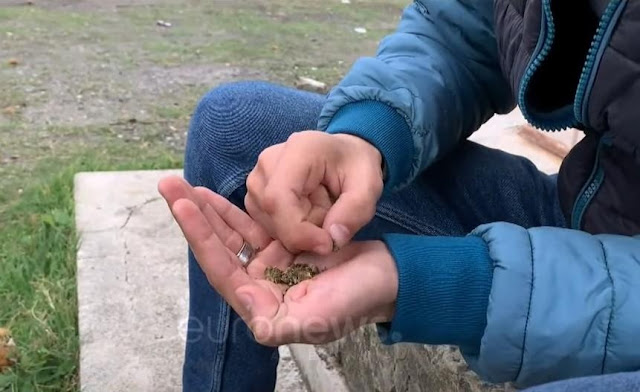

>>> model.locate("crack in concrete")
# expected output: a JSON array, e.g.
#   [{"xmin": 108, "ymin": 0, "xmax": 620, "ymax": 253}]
[
  {"xmin": 120, "ymin": 197, "xmax": 161, "ymax": 229},
  {"xmin": 123, "ymin": 237, "xmax": 130, "ymax": 283}
]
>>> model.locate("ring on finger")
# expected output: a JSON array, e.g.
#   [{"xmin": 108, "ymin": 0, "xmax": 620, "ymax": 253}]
[{"xmin": 236, "ymin": 240, "xmax": 256, "ymax": 268}]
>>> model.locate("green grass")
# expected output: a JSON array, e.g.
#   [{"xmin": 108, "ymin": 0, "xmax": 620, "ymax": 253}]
[{"xmin": 0, "ymin": 147, "xmax": 180, "ymax": 391}]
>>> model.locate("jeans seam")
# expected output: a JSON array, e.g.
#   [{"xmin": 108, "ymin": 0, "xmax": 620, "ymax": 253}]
[
  {"xmin": 210, "ymin": 302, "xmax": 230, "ymax": 392},
  {"xmin": 377, "ymin": 203, "xmax": 450, "ymax": 236}
]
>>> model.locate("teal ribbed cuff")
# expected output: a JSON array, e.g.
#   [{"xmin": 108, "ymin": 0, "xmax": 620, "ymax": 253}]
[
  {"xmin": 379, "ymin": 234, "xmax": 493, "ymax": 354},
  {"xmin": 325, "ymin": 100, "xmax": 414, "ymax": 191}
]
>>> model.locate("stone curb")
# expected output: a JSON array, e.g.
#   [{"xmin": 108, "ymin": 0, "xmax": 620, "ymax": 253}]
[{"xmin": 288, "ymin": 344, "xmax": 350, "ymax": 392}]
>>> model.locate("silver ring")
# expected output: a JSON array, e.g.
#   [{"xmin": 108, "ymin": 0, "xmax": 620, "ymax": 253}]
[{"xmin": 236, "ymin": 241, "xmax": 255, "ymax": 267}]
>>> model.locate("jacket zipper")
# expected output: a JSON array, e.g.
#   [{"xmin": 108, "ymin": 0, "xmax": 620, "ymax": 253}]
[
  {"xmin": 517, "ymin": 0, "xmax": 627, "ymax": 229},
  {"xmin": 570, "ymin": 0, "xmax": 627, "ymax": 229},
  {"xmin": 570, "ymin": 137, "xmax": 609, "ymax": 230},
  {"xmin": 573, "ymin": 0, "xmax": 628, "ymax": 125}
]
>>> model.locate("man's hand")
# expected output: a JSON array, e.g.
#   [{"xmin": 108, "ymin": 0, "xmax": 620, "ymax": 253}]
[
  {"xmin": 158, "ymin": 176, "xmax": 397, "ymax": 345},
  {"xmin": 246, "ymin": 131, "xmax": 384, "ymax": 254}
]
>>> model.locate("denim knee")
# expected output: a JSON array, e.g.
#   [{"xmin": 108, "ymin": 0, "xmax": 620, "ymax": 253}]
[
  {"xmin": 184, "ymin": 80, "xmax": 324, "ymax": 195},
  {"xmin": 184, "ymin": 81, "xmax": 275, "ymax": 194}
]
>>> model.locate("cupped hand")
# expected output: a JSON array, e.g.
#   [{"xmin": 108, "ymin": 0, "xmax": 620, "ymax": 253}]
[
  {"xmin": 245, "ymin": 131, "xmax": 384, "ymax": 255},
  {"xmin": 158, "ymin": 176, "xmax": 397, "ymax": 345}
]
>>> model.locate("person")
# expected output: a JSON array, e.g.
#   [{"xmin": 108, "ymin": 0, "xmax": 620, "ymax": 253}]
[{"xmin": 158, "ymin": 0, "xmax": 640, "ymax": 391}]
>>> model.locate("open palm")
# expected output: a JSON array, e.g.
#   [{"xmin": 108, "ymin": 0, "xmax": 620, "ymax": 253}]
[{"xmin": 158, "ymin": 176, "xmax": 397, "ymax": 346}]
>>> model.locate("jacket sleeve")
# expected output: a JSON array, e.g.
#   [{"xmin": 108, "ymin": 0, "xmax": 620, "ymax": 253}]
[
  {"xmin": 379, "ymin": 223, "xmax": 640, "ymax": 389},
  {"xmin": 317, "ymin": 0, "xmax": 514, "ymax": 192}
]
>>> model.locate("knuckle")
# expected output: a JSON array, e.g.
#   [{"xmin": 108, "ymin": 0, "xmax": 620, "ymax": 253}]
[
  {"xmin": 365, "ymin": 202, "xmax": 377, "ymax": 220},
  {"xmin": 286, "ymin": 131, "xmax": 305, "ymax": 143},
  {"xmin": 245, "ymin": 172, "xmax": 260, "ymax": 195},
  {"xmin": 287, "ymin": 131, "xmax": 319, "ymax": 150},
  {"xmin": 351, "ymin": 193, "xmax": 377, "ymax": 220},
  {"xmin": 261, "ymin": 187, "xmax": 279, "ymax": 214},
  {"xmin": 256, "ymin": 148, "xmax": 271, "ymax": 165},
  {"xmin": 371, "ymin": 175, "xmax": 384, "ymax": 195},
  {"xmin": 277, "ymin": 230, "xmax": 302, "ymax": 252},
  {"xmin": 244, "ymin": 194, "xmax": 259, "ymax": 217}
]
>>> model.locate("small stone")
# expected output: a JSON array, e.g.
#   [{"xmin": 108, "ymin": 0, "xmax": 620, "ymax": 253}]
[
  {"xmin": 7, "ymin": 58, "xmax": 19, "ymax": 66},
  {"xmin": 1, "ymin": 105, "xmax": 20, "ymax": 116},
  {"xmin": 294, "ymin": 77, "xmax": 327, "ymax": 93}
]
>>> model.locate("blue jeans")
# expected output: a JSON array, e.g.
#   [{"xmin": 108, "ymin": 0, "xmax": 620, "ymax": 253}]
[{"xmin": 182, "ymin": 81, "xmax": 640, "ymax": 392}]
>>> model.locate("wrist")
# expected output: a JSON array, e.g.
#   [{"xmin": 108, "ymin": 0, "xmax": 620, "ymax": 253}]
[
  {"xmin": 337, "ymin": 240, "xmax": 397, "ymax": 323},
  {"xmin": 324, "ymin": 101, "xmax": 413, "ymax": 191},
  {"xmin": 331, "ymin": 133, "xmax": 385, "ymax": 183},
  {"xmin": 368, "ymin": 240, "xmax": 398, "ymax": 323},
  {"xmin": 332, "ymin": 133, "xmax": 382, "ymax": 163}
]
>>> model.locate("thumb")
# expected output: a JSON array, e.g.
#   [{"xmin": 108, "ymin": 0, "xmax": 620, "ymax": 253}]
[
  {"xmin": 237, "ymin": 291, "xmax": 255, "ymax": 314},
  {"xmin": 323, "ymin": 189, "xmax": 379, "ymax": 249},
  {"xmin": 234, "ymin": 285, "xmax": 279, "ymax": 324}
]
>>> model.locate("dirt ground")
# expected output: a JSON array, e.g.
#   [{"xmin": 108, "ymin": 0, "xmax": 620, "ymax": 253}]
[{"xmin": 0, "ymin": 0, "xmax": 404, "ymax": 198}]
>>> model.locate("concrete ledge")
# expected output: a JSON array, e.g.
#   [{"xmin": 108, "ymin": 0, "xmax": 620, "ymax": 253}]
[
  {"xmin": 289, "ymin": 344, "xmax": 349, "ymax": 392},
  {"xmin": 75, "ymin": 170, "xmax": 187, "ymax": 391}
]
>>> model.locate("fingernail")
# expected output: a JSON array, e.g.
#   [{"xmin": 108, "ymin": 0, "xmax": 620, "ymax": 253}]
[
  {"xmin": 329, "ymin": 224, "xmax": 350, "ymax": 248},
  {"xmin": 238, "ymin": 293, "xmax": 254, "ymax": 312}
]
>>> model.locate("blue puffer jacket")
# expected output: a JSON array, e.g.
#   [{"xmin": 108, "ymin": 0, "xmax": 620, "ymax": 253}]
[{"xmin": 317, "ymin": 0, "xmax": 640, "ymax": 389}]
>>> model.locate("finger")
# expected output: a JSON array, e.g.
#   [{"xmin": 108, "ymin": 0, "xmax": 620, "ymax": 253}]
[
  {"xmin": 323, "ymin": 168, "xmax": 382, "ymax": 248},
  {"xmin": 246, "ymin": 165, "xmax": 266, "ymax": 201},
  {"xmin": 194, "ymin": 187, "xmax": 271, "ymax": 251},
  {"xmin": 199, "ymin": 198, "xmax": 244, "ymax": 256},
  {"xmin": 159, "ymin": 177, "xmax": 250, "ymax": 255},
  {"xmin": 265, "ymin": 182, "xmax": 332, "ymax": 254},
  {"xmin": 245, "ymin": 193, "xmax": 278, "ymax": 240},
  {"xmin": 264, "ymin": 133, "xmax": 326, "ymax": 203},
  {"xmin": 245, "ymin": 145, "xmax": 276, "ymax": 204},
  {"xmin": 277, "ymin": 221, "xmax": 332, "ymax": 255},
  {"xmin": 158, "ymin": 175, "xmax": 193, "ymax": 209},
  {"xmin": 262, "ymin": 139, "xmax": 333, "ymax": 253},
  {"xmin": 292, "ymin": 244, "xmax": 356, "ymax": 270},
  {"xmin": 246, "ymin": 240, "xmax": 293, "ymax": 276},
  {"xmin": 170, "ymin": 199, "xmax": 277, "ymax": 320},
  {"xmin": 306, "ymin": 186, "xmax": 332, "ymax": 227}
]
